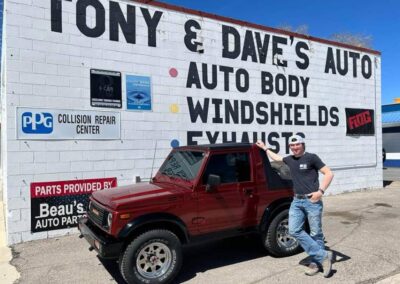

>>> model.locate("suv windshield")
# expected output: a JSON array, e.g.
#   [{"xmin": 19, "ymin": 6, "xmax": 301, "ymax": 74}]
[{"xmin": 158, "ymin": 150, "xmax": 205, "ymax": 181}]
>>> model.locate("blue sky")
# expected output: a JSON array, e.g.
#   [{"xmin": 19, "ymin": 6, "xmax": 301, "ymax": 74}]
[{"xmin": 160, "ymin": 0, "xmax": 400, "ymax": 105}]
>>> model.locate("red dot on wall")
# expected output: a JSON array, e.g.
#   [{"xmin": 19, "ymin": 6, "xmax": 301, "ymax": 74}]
[{"xmin": 169, "ymin": 68, "xmax": 178, "ymax": 77}]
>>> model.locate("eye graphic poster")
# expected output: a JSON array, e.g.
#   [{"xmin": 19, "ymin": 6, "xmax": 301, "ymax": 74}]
[{"xmin": 126, "ymin": 75, "xmax": 152, "ymax": 111}]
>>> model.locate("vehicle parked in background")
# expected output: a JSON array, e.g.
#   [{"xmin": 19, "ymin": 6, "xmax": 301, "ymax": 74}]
[
  {"xmin": 79, "ymin": 143, "xmax": 300, "ymax": 284},
  {"xmin": 383, "ymin": 148, "xmax": 386, "ymax": 163}
]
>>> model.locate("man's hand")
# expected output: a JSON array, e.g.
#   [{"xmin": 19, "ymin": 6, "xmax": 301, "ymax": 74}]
[
  {"xmin": 256, "ymin": 140, "xmax": 266, "ymax": 150},
  {"xmin": 256, "ymin": 140, "xmax": 283, "ymax": 162},
  {"xmin": 308, "ymin": 190, "xmax": 323, "ymax": 203}
]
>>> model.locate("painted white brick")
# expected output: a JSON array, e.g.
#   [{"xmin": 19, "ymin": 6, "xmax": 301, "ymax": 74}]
[
  {"xmin": 31, "ymin": 18, "xmax": 50, "ymax": 31},
  {"xmin": 3, "ymin": 0, "xmax": 382, "ymax": 244},
  {"xmin": 114, "ymin": 160, "xmax": 135, "ymax": 170},
  {"xmin": 60, "ymin": 151, "xmax": 83, "ymax": 162},
  {"xmin": 91, "ymin": 160, "xmax": 115, "ymax": 170},
  {"xmin": 21, "ymin": 231, "xmax": 48, "ymax": 243},
  {"xmin": 7, "ymin": 175, "xmax": 33, "ymax": 187},
  {"xmin": 45, "ymin": 141, "xmax": 72, "ymax": 151},
  {"xmin": 34, "ymin": 152, "xmax": 59, "ymax": 163},
  {"xmin": 44, "ymin": 75, "xmax": 70, "ymax": 87},
  {"xmin": 9, "ymin": 210, "xmax": 21, "ymax": 222},
  {"xmin": 8, "ymin": 219, "xmax": 30, "ymax": 233},
  {"xmin": 19, "ymin": 27, "xmax": 49, "ymax": 41},
  {"xmin": 10, "ymin": 152, "xmax": 34, "ymax": 163},
  {"xmin": 8, "ymin": 83, "xmax": 33, "ymax": 95},
  {"xmin": 46, "ymin": 54, "xmax": 70, "ymax": 65},
  {"xmin": 20, "ymin": 72, "xmax": 47, "ymax": 85},
  {"xmin": 33, "ymin": 63, "xmax": 58, "ymax": 75},
  {"xmin": 69, "ymin": 56, "xmax": 92, "ymax": 67},
  {"xmin": 6, "ymin": 187, "xmax": 21, "ymax": 198},
  {"xmin": 68, "ymin": 77, "xmax": 88, "ymax": 88},
  {"xmin": 8, "ymin": 60, "xmax": 33, "ymax": 73},
  {"xmin": 7, "ymin": 233, "xmax": 22, "ymax": 245},
  {"xmin": 82, "ymin": 171, "xmax": 105, "ymax": 179},
  {"xmin": 7, "ymin": 163, "xmax": 20, "ymax": 175},
  {"xmin": 7, "ymin": 13, "xmax": 32, "ymax": 28},
  {"xmin": 7, "ymin": 71, "xmax": 20, "ymax": 83},
  {"xmin": 20, "ymin": 163, "xmax": 47, "ymax": 175},
  {"xmin": 7, "ymin": 197, "xmax": 29, "ymax": 210},
  {"xmin": 71, "ymin": 161, "xmax": 94, "ymax": 172},
  {"xmin": 44, "ymin": 162, "xmax": 71, "ymax": 173},
  {"xmin": 32, "ymin": 85, "xmax": 58, "ymax": 97},
  {"xmin": 83, "ymin": 151, "xmax": 106, "ymax": 161},
  {"xmin": 104, "ymin": 170, "xmax": 133, "ymax": 180},
  {"xmin": 32, "ymin": 40, "xmax": 60, "ymax": 53},
  {"xmin": 33, "ymin": 173, "xmax": 61, "ymax": 182}
]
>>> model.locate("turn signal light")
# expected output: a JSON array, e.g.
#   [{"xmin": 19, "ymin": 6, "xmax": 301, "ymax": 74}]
[{"xmin": 119, "ymin": 213, "xmax": 131, "ymax": 220}]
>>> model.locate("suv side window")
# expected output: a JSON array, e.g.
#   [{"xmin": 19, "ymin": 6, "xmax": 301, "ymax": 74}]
[{"xmin": 202, "ymin": 152, "xmax": 251, "ymax": 184}]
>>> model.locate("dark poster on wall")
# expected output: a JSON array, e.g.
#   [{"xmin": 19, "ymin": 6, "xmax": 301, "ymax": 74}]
[
  {"xmin": 345, "ymin": 108, "xmax": 375, "ymax": 135},
  {"xmin": 90, "ymin": 69, "xmax": 122, "ymax": 108}
]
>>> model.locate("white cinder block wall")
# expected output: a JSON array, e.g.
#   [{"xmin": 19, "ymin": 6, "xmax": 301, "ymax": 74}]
[{"xmin": 1, "ymin": 0, "xmax": 382, "ymax": 244}]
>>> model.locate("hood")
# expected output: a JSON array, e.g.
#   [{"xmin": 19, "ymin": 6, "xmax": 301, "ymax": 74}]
[{"xmin": 92, "ymin": 182, "xmax": 185, "ymax": 211}]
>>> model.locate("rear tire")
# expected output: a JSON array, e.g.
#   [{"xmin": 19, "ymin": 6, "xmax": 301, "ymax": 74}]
[
  {"xmin": 120, "ymin": 230, "xmax": 182, "ymax": 284},
  {"xmin": 263, "ymin": 209, "xmax": 301, "ymax": 257}
]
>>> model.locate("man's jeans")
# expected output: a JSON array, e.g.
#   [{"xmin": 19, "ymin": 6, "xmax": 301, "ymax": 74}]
[{"xmin": 289, "ymin": 197, "xmax": 327, "ymax": 263}]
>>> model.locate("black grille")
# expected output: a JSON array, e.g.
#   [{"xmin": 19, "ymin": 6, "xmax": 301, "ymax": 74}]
[{"xmin": 88, "ymin": 201, "xmax": 107, "ymax": 228}]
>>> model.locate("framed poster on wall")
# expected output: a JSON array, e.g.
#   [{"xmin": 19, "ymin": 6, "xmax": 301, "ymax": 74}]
[
  {"xmin": 126, "ymin": 75, "xmax": 152, "ymax": 111},
  {"xmin": 90, "ymin": 69, "xmax": 122, "ymax": 108}
]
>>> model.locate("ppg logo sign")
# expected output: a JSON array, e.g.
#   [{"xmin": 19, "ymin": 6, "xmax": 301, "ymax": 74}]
[{"xmin": 22, "ymin": 112, "xmax": 53, "ymax": 134}]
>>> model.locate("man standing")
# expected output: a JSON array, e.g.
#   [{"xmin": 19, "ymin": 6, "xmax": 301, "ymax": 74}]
[{"xmin": 256, "ymin": 135, "xmax": 334, "ymax": 277}]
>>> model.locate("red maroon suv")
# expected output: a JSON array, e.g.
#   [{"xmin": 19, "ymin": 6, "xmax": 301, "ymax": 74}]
[{"xmin": 79, "ymin": 143, "xmax": 299, "ymax": 284}]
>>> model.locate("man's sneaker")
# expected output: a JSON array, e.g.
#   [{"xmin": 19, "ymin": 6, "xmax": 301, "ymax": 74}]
[
  {"xmin": 304, "ymin": 262, "xmax": 319, "ymax": 276},
  {"xmin": 321, "ymin": 251, "xmax": 333, "ymax": 277}
]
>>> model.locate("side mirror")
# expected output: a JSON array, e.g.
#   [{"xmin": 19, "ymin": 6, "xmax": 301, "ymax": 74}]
[{"xmin": 206, "ymin": 174, "xmax": 221, "ymax": 193}]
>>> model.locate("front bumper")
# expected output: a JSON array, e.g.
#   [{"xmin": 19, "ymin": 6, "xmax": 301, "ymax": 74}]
[{"xmin": 78, "ymin": 217, "xmax": 123, "ymax": 259}]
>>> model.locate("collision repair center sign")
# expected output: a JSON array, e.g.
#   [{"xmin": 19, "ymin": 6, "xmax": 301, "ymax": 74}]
[
  {"xmin": 17, "ymin": 107, "xmax": 121, "ymax": 140},
  {"xmin": 31, "ymin": 177, "xmax": 117, "ymax": 232}
]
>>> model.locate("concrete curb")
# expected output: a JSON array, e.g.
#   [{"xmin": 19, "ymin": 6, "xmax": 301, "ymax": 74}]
[{"xmin": 0, "ymin": 202, "xmax": 20, "ymax": 284}]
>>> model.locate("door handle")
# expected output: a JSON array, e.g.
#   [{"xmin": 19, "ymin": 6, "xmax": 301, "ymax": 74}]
[{"xmin": 243, "ymin": 188, "xmax": 253, "ymax": 196}]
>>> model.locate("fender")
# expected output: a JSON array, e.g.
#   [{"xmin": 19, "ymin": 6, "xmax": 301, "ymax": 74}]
[
  {"xmin": 118, "ymin": 212, "xmax": 189, "ymax": 242},
  {"xmin": 259, "ymin": 198, "xmax": 293, "ymax": 232}
]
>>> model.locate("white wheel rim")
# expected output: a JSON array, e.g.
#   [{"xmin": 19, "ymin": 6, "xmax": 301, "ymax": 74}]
[{"xmin": 136, "ymin": 242, "xmax": 172, "ymax": 279}]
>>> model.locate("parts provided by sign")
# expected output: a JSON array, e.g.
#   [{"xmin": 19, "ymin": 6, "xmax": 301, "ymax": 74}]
[{"xmin": 31, "ymin": 178, "xmax": 117, "ymax": 233}]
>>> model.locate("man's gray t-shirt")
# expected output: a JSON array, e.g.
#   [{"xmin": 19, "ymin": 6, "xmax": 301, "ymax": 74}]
[{"xmin": 283, "ymin": 152, "xmax": 325, "ymax": 195}]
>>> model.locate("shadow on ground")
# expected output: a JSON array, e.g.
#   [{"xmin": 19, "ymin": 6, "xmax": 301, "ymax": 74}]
[
  {"xmin": 99, "ymin": 234, "xmax": 267, "ymax": 284},
  {"xmin": 383, "ymin": 180, "xmax": 393, "ymax": 187}
]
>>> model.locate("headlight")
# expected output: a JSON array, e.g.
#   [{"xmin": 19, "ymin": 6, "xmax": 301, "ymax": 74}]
[{"xmin": 106, "ymin": 212, "xmax": 112, "ymax": 230}]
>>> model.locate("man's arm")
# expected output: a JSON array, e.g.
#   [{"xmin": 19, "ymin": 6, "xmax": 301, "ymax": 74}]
[
  {"xmin": 309, "ymin": 165, "xmax": 334, "ymax": 202},
  {"xmin": 255, "ymin": 140, "xmax": 283, "ymax": 162},
  {"xmin": 319, "ymin": 166, "xmax": 334, "ymax": 193}
]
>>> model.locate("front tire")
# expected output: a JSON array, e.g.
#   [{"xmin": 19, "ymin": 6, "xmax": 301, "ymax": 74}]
[
  {"xmin": 120, "ymin": 230, "xmax": 182, "ymax": 284},
  {"xmin": 263, "ymin": 209, "xmax": 301, "ymax": 257}
]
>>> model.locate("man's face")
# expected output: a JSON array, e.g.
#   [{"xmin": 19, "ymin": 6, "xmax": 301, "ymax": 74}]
[{"xmin": 289, "ymin": 143, "xmax": 305, "ymax": 157}]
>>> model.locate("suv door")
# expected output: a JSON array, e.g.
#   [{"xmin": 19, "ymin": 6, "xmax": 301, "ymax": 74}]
[{"xmin": 195, "ymin": 151, "xmax": 256, "ymax": 233}]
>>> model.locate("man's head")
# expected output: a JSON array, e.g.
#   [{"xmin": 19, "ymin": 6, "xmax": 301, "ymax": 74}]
[{"xmin": 288, "ymin": 135, "xmax": 305, "ymax": 157}]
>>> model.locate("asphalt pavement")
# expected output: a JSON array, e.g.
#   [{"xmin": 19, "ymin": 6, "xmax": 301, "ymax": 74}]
[{"xmin": 4, "ymin": 168, "xmax": 400, "ymax": 284}]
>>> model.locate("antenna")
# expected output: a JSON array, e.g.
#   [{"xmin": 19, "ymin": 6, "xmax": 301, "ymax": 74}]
[{"xmin": 149, "ymin": 140, "xmax": 158, "ymax": 182}]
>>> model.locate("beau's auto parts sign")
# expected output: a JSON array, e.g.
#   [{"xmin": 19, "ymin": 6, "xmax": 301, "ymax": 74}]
[
  {"xmin": 31, "ymin": 178, "xmax": 117, "ymax": 232},
  {"xmin": 17, "ymin": 107, "xmax": 121, "ymax": 140}
]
